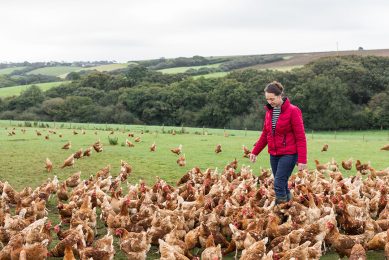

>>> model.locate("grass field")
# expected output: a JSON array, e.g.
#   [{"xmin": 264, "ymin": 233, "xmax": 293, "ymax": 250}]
[
  {"xmin": 0, "ymin": 81, "xmax": 70, "ymax": 97},
  {"xmin": 0, "ymin": 120, "xmax": 387, "ymax": 259},
  {"xmin": 0, "ymin": 66, "xmax": 27, "ymax": 75},
  {"xmin": 26, "ymin": 64, "xmax": 130, "ymax": 78},
  {"xmin": 58, "ymin": 63, "xmax": 130, "ymax": 78},
  {"xmin": 27, "ymin": 66, "xmax": 83, "ymax": 77},
  {"xmin": 157, "ymin": 63, "xmax": 222, "ymax": 74}
]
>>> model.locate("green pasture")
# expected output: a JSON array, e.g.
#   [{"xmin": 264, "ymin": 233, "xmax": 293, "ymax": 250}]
[
  {"xmin": 157, "ymin": 63, "xmax": 222, "ymax": 74},
  {"xmin": 58, "ymin": 63, "xmax": 130, "ymax": 78},
  {"xmin": 0, "ymin": 120, "xmax": 387, "ymax": 259},
  {"xmin": 0, "ymin": 81, "xmax": 70, "ymax": 97},
  {"xmin": 1, "ymin": 120, "xmax": 388, "ymax": 191},
  {"xmin": 26, "ymin": 63, "xmax": 129, "ymax": 78},
  {"xmin": 27, "ymin": 66, "xmax": 83, "ymax": 77},
  {"xmin": 0, "ymin": 66, "xmax": 27, "ymax": 75}
]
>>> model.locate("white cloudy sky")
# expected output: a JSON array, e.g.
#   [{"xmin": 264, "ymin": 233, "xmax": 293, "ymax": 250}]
[{"xmin": 0, "ymin": 0, "xmax": 388, "ymax": 62}]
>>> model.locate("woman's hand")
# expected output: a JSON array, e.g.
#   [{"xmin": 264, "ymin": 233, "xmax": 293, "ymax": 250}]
[
  {"xmin": 249, "ymin": 153, "xmax": 257, "ymax": 163},
  {"xmin": 297, "ymin": 163, "xmax": 307, "ymax": 171}
]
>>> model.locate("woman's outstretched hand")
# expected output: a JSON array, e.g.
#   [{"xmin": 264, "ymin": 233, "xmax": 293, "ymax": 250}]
[
  {"xmin": 297, "ymin": 163, "xmax": 307, "ymax": 171},
  {"xmin": 249, "ymin": 153, "xmax": 257, "ymax": 163}
]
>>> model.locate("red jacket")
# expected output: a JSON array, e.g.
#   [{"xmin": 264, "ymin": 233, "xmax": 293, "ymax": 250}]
[{"xmin": 251, "ymin": 98, "xmax": 307, "ymax": 164}]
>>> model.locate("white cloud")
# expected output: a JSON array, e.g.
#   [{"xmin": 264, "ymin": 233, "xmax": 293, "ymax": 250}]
[{"xmin": 0, "ymin": 0, "xmax": 388, "ymax": 62}]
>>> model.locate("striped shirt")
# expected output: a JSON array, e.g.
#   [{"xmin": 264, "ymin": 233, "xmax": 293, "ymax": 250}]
[{"xmin": 272, "ymin": 107, "xmax": 281, "ymax": 132}]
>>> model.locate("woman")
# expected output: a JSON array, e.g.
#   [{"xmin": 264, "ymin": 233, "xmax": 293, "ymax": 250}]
[{"xmin": 250, "ymin": 81, "xmax": 307, "ymax": 204}]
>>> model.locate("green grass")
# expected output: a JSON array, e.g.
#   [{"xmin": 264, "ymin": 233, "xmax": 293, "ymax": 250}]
[
  {"xmin": 0, "ymin": 81, "xmax": 70, "ymax": 97},
  {"xmin": 157, "ymin": 63, "xmax": 222, "ymax": 74},
  {"xmin": 0, "ymin": 66, "xmax": 27, "ymax": 75},
  {"xmin": 27, "ymin": 66, "xmax": 83, "ymax": 77},
  {"xmin": 26, "ymin": 64, "xmax": 130, "ymax": 78},
  {"xmin": 1, "ymin": 120, "xmax": 387, "ymax": 259},
  {"xmin": 58, "ymin": 63, "xmax": 130, "ymax": 78}
]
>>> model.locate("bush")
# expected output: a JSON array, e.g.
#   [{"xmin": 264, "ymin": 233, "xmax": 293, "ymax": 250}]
[
  {"xmin": 108, "ymin": 136, "xmax": 118, "ymax": 145},
  {"xmin": 24, "ymin": 121, "xmax": 32, "ymax": 127}
]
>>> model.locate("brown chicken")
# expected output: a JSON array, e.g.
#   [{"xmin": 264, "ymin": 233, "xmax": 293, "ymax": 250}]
[
  {"xmin": 45, "ymin": 135, "xmax": 49, "ymax": 140},
  {"xmin": 159, "ymin": 238, "xmax": 187, "ymax": 260},
  {"xmin": 79, "ymin": 234, "xmax": 114, "ymax": 260},
  {"xmin": 61, "ymin": 154, "xmax": 75, "ymax": 168},
  {"xmin": 126, "ymin": 139, "xmax": 135, "ymax": 147},
  {"xmin": 63, "ymin": 244, "xmax": 76, "ymax": 260},
  {"xmin": 242, "ymin": 145, "xmax": 251, "ymax": 158},
  {"xmin": 321, "ymin": 144, "xmax": 328, "ymax": 152},
  {"xmin": 325, "ymin": 222, "xmax": 366, "ymax": 258},
  {"xmin": 150, "ymin": 142, "xmax": 156, "ymax": 152},
  {"xmin": 349, "ymin": 243, "xmax": 366, "ymax": 260},
  {"xmin": 171, "ymin": 144, "xmax": 182, "ymax": 155},
  {"xmin": 2, "ymin": 181, "xmax": 20, "ymax": 205},
  {"xmin": 380, "ymin": 144, "xmax": 389, "ymax": 151},
  {"xmin": 24, "ymin": 219, "xmax": 53, "ymax": 246},
  {"xmin": 240, "ymin": 237, "xmax": 268, "ymax": 260},
  {"xmin": 314, "ymin": 159, "xmax": 329, "ymax": 171},
  {"xmin": 57, "ymin": 182, "xmax": 69, "ymax": 201},
  {"xmin": 177, "ymin": 155, "xmax": 186, "ymax": 167},
  {"xmin": 266, "ymin": 214, "xmax": 295, "ymax": 240},
  {"xmin": 342, "ymin": 158, "xmax": 353, "ymax": 170},
  {"xmin": 83, "ymin": 147, "xmax": 92, "ymax": 157},
  {"xmin": 12, "ymin": 240, "xmax": 49, "ymax": 260},
  {"xmin": 57, "ymin": 201, "xmax": 76, "ymax": 224},
  {"xmin": 201, "ymin": 234, "xmax": 222, "ymax": 260},
  {"xmin": 93, "ymin": 140, "xmax": 103, "ymax": 152},
  {"xmin": 134, "ymin": 136, "xmax": 141, "ymax": 142},
  {"xmin": 49, "ymin": 225, "xmax": 85, "ymax": 257},
  {"xmin": 366, "ymin": 230, "xmax": 387, "ymax": 250},
  {"xmin": 115, "ymin": 228, "xmax": 151, "ymax": 259},
  {"xmin": 62, "ymin": 141, "xmax": 71, "ymax": 150},
  {"xmin": 36, "ymin": 130, "xmax": 42, "ymax": 136},
  {"xmin": 65, "ymin": 171, "xmax": 81, "ymax": 187},
  {"xmin": 385, "ymin": 229, "xmax": 389, "ymax": 259},
  {"xmin": 215, "ymin": 144, "xmax": 222, "ymax": 154},
  {"xmin": 73, "ymin": 148, "xmax": 83, "ymax": 159},
  {"xmin": 45, "ymin": 158, "xmax": 53, "ymax": 172},
  {"xmin": 356, "ymin": 160, "xmax": 370, "ymax": 174}
]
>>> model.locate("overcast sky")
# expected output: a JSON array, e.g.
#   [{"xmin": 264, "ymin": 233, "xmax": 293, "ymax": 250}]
[{"xmin": 0, "ymin": 0, "xmax": 388, "ymax": 62}]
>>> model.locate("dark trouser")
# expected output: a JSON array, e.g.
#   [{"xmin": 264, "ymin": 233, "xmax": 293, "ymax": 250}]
[{"xmin": 270, "ymin": 154, "xmax": 298, "ymax": 203}]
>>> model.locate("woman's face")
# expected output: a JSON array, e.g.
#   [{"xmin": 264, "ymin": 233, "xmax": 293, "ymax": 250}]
[{"xmin": 265, "ymin": 92, "xmax": 282, "ymax": 107}]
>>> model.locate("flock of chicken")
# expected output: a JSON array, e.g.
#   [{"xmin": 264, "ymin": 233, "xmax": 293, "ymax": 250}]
[
  {"xmin": 1, "ymin": 157, "xmax": 389, "ymax": 259},
  {"xmin": 2, "ymin": 127, "xmax": 389, "ymax": 260}
]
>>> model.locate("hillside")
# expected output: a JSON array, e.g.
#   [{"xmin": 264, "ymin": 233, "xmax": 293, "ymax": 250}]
[{"xmin": 240, "ymin": 48, "xmax": 389, "ymax": 71}]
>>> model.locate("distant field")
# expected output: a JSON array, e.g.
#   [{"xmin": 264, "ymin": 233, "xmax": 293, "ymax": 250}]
[
  {"xmin": 27, "ymin": 66, "xmax": 83, "ymax": 77},
  {"xmin": 0, "ymin": 81, "xmax": 69, "ymax": 97},
  {"xmin": 157, "ymin": 63, "xmax": 222, "ymax": 74},
  {"xmin": 26, "ymin": 63, "xmax": 130, "ymax": 78},
  {"xmin": 257, "ymin": 65, "xmax": 303, "ymax": 72},
  {"xmin": 243, "ymin": 49, "xmax": 389, "ymax": 71},
  {"xmin": 0, "ymin": 66, "xmax": 27, "ymax": 75},
  {"xmin": 58, "ymin": 63, "xmax": 130, "ymax": 78}
]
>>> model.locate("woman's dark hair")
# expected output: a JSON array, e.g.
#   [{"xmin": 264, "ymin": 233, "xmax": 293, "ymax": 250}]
[{"xmin": 264, "ymin": 81, "xmax": 284, "ymax": 96}]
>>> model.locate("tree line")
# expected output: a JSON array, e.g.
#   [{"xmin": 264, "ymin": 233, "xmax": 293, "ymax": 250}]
[{"xmin": 0, "ymin": 55, "xmax": 388, "ymax": 130}]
